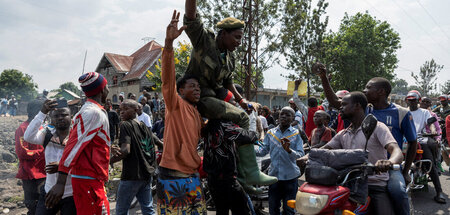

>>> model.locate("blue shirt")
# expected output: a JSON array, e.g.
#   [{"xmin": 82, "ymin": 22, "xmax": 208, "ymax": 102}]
[
  {"xmin": 256, "ymin": 126, "xmax": 304, "ymax": 180},
  {"xmin": 367, "ymin": 103, "xmax": 417, "ymax": 149},
  {"xmin": 294, "ymin": 110, "xmax": 304, "ymax": 130}
]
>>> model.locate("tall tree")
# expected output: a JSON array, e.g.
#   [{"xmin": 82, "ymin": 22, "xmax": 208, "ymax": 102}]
[
  {"xmin": 59, "ymin": 82, "xmax": 81, "ymax": 95},
  {"xmin": 152, "ymin": 41, "xmax": 192, "ymax": 91},
  {"xmin": 197, "ymin": 0, "xmax": 282, "ymax": 94},
  {"xmin": 277, "ymin": 0, "xmax": 329, "ymax": 96},
  {"xmin": 391, "ymin": 78, "xmax": 409, "ymax": 95},
  {"xmin": 412, "ymin": 59, "xmax": 443, "ymax": 96},
  {"xmin": 0, "ymin": 69, "xmax": 38, "ymax": 100},
  {"xmin": 322, "ymin": 12, "xmax": 400, "ymax": 92},
  {"xmin": 441, "ymin": 80, "xmax": 450, "ymax": 95}
]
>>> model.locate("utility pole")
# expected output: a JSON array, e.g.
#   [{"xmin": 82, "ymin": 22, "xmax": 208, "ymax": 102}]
[
  {"xmin": 82, "ymin": 50, "xmax": 87, "ymax": 74},
  {"xmin": 241, "ymin": 0, "xmax": 259, "ymax": 100}
]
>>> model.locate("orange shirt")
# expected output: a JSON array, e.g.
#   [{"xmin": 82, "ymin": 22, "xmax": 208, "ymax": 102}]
[{"xmin": 159, "ymin": 48, "xmax": 203, "ymax": 174}]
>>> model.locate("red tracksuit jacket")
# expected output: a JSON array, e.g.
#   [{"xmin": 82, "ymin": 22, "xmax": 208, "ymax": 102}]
[{"xmin": 58, "ymin": 99, "xmax": 111, "ymax": 181}]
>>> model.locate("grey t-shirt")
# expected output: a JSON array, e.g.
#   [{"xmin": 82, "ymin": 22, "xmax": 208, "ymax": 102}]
[{"xmin": 326, "ymin": 121, "xmax": 397, "ymax": 186}]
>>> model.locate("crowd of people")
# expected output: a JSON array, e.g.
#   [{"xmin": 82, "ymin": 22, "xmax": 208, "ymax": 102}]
[
  {"xmin": 9, "ymin": 1, "xmax": 450, "ymax": 215},
  {"xmin": 0, "ymin": 95, "xmax": 18, "ymax": 117}
]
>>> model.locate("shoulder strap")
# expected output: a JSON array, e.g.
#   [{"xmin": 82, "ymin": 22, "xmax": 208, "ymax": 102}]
[
  {"xmin": 394, "ymin": 103, "xmax": 409, "ymax": 130},
  {"xmin": 43, "ymin": 128, "xmax": 53, "ymax": 148}
]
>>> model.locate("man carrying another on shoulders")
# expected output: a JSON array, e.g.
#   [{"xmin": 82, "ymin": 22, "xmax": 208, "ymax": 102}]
[{"xmin": 156, "ymin": 11, "xmax": 206, "ymax": 214}]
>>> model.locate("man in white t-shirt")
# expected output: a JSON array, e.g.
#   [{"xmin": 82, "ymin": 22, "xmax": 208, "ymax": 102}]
[
  {"xmin": 137, "ymin": 103, "xmax": 152, "ymax": 129},
  {"xmin": 406, "ymin": 90, "xmax": 445, "ymax": 204},
  {"xmin": 24, "ymin": 99, "xmax": 76, "ymax": 214}
]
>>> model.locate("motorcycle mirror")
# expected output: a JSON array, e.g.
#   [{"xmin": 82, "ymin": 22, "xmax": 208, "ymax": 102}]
[
  {"xmin": 362, "ymin": 114, "xmax": 378, "ymax": 152},
  {"xmin": 426, "ymin": 117, "xmax": 437, "ymax": 125}
]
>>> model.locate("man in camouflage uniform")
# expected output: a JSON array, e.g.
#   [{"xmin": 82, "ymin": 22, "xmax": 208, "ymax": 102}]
[
  {"xmin": 183, "ymin": 0, "xmax": 278, "ymax": 190},
  {"xmin": 433, "ymin": 94, "xmax": 450, "ymax": 120},
  {"xmin": 184, "ymin": 0, "xmax": 250, "ymax": 129}
]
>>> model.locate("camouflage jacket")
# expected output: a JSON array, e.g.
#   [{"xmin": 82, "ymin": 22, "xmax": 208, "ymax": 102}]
[
  {"xmin": 432, "ymin": 104, "xmax": 450, "ymax": 120},
  {"xmin": 184, "ymin": 14, "xmax": 236, "ymax": 98}
]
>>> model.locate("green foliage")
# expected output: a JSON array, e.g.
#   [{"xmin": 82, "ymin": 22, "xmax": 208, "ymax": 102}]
[
  {"xmin": 52, "ymin": 82, "xmax": 81, "ymax": 98},
  {"xmin": 233, "ymin": 64, "xmax": 264, "ymax": 88},
  {"xmin": 277, "ymin": 0, "xmax": 329, "ymax": 96},
  {"xmin": 411, "ymin": 59, "xmax": 443, "ymax": 96},
  {"xmin": 391, "ymin": 78, "xmax": 409, "ymax": 95},
  {"xmin": 152, "ymin": 41, "xmax": 191, "ymax": 91},
  {"xmin": 441, "ymin": 80, "xmax": 450, "ymax": 95},
  {"xmin": 197, "ymin": 0, "xmax": 282, "ymax": 90},
  {"xmin": 0, "ymin": 69, "xmax": 38, "ymax": 100},
  {"xmin": 59, "ymin": 82, "xmax": 81, "ymax": 95},
  {"xmin": 323, "ymin": 12, "xmax": 400, "ymax": 92}
]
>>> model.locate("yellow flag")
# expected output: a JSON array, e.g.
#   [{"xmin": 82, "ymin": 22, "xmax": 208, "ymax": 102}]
[{"xmin": 287, "ymin": 81, "xmax": 307, "ymax": 96}]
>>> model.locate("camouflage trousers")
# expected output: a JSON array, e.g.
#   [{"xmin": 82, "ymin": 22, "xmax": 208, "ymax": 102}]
[{"xmin": 197, "ymin": 96, "xmax": 250, "ymax": 130}]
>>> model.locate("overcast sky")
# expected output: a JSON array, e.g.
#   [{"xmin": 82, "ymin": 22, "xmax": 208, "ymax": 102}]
[{"xmin": 1, "ymin": 0, "xmax": 449, "ymax": 93}]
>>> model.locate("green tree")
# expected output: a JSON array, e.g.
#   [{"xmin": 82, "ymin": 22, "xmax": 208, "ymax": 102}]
[
  {"xmin": 278, "ymin": 0, "xmax": 329, "ymax": 96},
  {"xmin": 59, "ymin": 82, "xmax": 81, "ymax": 95},
  {"xmin": 151, "ymin": 41, "xmax": 192, "ymax": 90},
  {"xmin": 0, "ymin": 69, "xmax": 38, "ymax": 100},
  {"xmin": 411, "ymin": 59, "xmax": 443, "ymax": 96},
  {"xmin": 323, "ymin": 12, "xmax": 401, "ymax": 91},
  {"xmin": 197, "ymin": 0, "xmax": 282, "ymax": 93},
  {"xmin": 441, "ymin": 80, "xmax": 450, "ymax": 95},
  {"xmin": 391, "ymin": 78, "xmax": 409, "ymax": 95}
]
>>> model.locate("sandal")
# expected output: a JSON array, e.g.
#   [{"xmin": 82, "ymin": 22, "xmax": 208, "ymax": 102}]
[{"xmin": 434, "ymin": 193, "xmax": 447, "ymax": 204}]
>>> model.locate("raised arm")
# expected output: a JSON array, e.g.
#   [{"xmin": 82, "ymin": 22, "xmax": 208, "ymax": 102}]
[
  {"xmin": 185, "ymin": 0, "xmax": 196, "ymax": 20},
  {"xmin": 24, "ymin": 112, "xmax": 47, "ymax": 145},
  {"xmin": 24, "ymin": 100, "xmax": 57, "ymax": 145},
  {"xmin": 162, "ymin": 11, "xmax": 187, "ymax": 111},
  {"xmin": 313, "ymin": 63, "xmax": 341, "ymax": 109},
  {"xmin": 293, "ymin": 80, "xmax": 308, "ymax": 118}
]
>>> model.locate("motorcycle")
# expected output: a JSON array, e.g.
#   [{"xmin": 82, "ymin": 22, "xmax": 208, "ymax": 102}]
[{"xmin": 287, "ymin": 114, "xmax": 400, "ymax": 215}]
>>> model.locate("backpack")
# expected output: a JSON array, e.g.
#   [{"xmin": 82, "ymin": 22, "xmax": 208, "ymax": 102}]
[{"xmin": 43, "ymin": 128, "xmax": 53, "ymax": 149}]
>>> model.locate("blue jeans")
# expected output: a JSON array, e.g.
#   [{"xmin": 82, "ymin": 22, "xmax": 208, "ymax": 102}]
[
  {"xmin": 268, "ymin": 178, "xmax": 298, "ymax": 215},
  {"xmin": 116, "ymin": 179, "xmax": 155, "ymax": 215},
  {"xmin": 9, "ymin": 108, "xmax": 16, "ymax": 116},
  {"xmin": 387, "ymin": 170, "xmax": 410, "ymax": 215}
]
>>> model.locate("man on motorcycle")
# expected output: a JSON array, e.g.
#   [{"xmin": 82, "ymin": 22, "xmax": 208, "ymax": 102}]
[
  {"xmin": 298, "ymin": 92, "xmax": 403, "ymax": 215},
  {"xmin": 405, "ymin": 91, "xmax": 446, "ymax": 204},
  {"xmin": 314, "ymin": 63, "xmax": 416, "ymax": 215},
  {"xmin": 432, "ymin": 94, "xmax": 450, "ymax": 120},
  {"xmin": 420, "ymin": 97, "xmax": 442, "ymax": 143}
]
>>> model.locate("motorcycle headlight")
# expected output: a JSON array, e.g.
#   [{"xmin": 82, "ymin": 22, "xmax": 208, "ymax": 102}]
[{"xmin": 295, "ymin": 191, "xmax": 329, "ymax": 215}]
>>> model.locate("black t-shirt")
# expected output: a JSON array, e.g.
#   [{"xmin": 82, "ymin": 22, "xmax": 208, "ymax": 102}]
[
  {"xmin": 119, "ymin": 119, "xmax": 156, "ymax": 180},
  {"xmin": 266, "ymin": 115, "xmax": 275, "ymax": 126},
  {"xmin": 107, "ymin": 110, "xmax": 120, "ymax": 137}
]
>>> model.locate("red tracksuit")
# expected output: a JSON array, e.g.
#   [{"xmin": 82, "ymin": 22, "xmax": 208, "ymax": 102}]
[{"xmin": 58, "ymin": 99, "xmax": 111, "ymax": 215}]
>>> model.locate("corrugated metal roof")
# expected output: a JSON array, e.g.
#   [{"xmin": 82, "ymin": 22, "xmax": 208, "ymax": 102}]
[
  {"xmin": 121, "ymin": 41, "xmax": 163, "ymax": 81},
  {"xmin": 95, "ymin": 40, "xmax": 162, "ymax": 82},
  {"xmin": 63, "ymin": 89, "xmax": 80, "ymax": 99},
  {"xmin": 104, "ymin": 53, "xmax": 133, "ymax": 73}
]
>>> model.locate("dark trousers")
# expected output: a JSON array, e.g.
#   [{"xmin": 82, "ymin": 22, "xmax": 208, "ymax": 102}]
[
  {"xmin": 421, "ymin": 142, "xmax": 443, "ymax": 193},
  {"xmin": 268, "ymin": 178, "xmax": 298, "ymax": 215},
  {"xmin": 36, "ymin": 185, "xmax": 76, "ymax": 215},
  {"xmin": 368, "ymin": 185, "xmax": 395, "ymax": 215},
  {"xmin": 22, "ymin": 178, "xmax": 45, "ymax": 215},
  {"xmin": 197, "ymin": 96, "xmax": 250, "ymax": 130},
  {"xmin": 208, "ymin": 176, "xmax": 251, "ymax": 215}
]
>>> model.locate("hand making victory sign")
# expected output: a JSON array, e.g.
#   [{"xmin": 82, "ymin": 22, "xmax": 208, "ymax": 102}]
[{"xmin": 165, "ymin": 10, "xmax": 187, "ymax": 49}]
